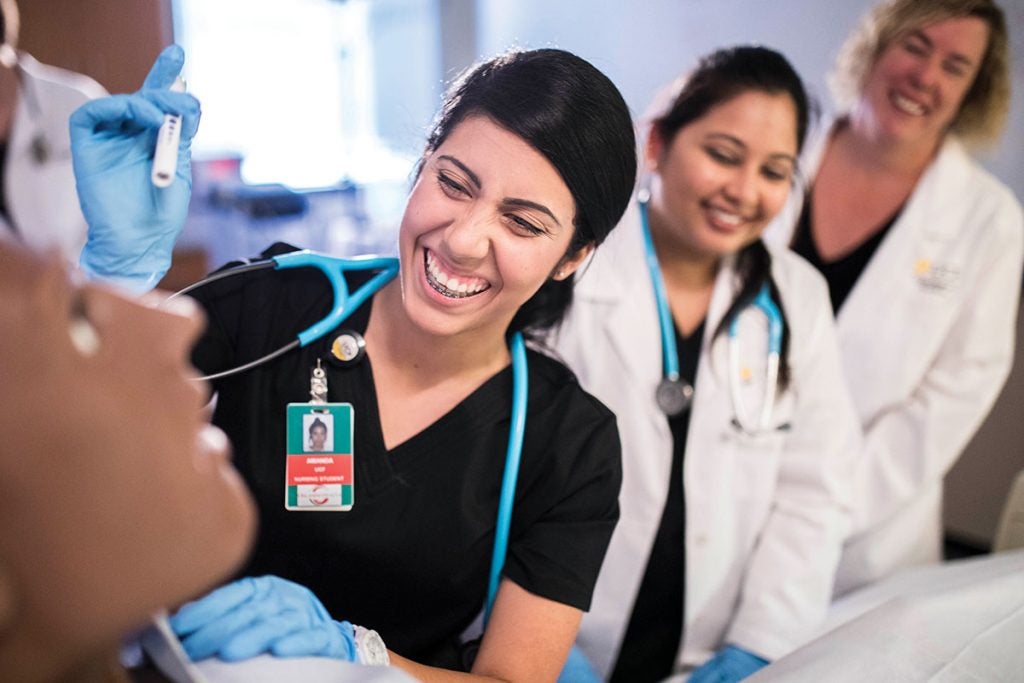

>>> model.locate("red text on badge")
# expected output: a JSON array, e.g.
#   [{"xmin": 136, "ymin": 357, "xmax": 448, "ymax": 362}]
[{"xmin": 286, "ymin": 454, "xmax": 353, "ymax": 485}]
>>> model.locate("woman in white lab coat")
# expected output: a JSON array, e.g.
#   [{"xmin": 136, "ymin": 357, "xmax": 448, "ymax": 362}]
[
  {"xmin": 553, "ymin": 46, "xmax": 859, "ymax": 682},
  {"xmin": 766, "ymin": 0, "xmax": 1023, "ymax": 596},
  {"xmin": 0, "ymin": 0, "xmax": 106, "ymax": 261}
]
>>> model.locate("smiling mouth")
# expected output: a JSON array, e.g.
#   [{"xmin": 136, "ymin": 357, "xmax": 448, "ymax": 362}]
[
  {"xmin": 891, "ymin": 92, "xmax": 927, "ymax": 117},
  {"xmin": 705, "ymin": 204, "xmax": 752, "ymax": 232},
  {"xmin": 424, "ymin": 250, "xmax": 490, "ymax": 299}
]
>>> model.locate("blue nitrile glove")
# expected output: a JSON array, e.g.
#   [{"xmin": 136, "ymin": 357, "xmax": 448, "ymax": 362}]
[
  {"xmin": 688, "ymin": 644, "xmax": 769, "ymax": 683},
  {"xmin": 169, "ymin": 576, "xmax": 358, "ymax": 662},
  {"xmin": 71, "ymin": 44, "xmax": 201, "ymax": 294},
  {"xmin": 557, "ymin": 644, "xmax": 601, "ymax": 683}
]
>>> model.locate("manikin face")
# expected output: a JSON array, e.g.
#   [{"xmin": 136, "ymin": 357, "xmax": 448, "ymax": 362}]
[
  {"xmin": 396, "ymin": 115, "xmax": 589, "ymax": 343},
  {"xmin": 647, "ymin": 90, "xmax": 798, "ymax": 261},
  {"xmin": 0, "ymin": 243, "xmax": 255, "ymax": 679},
  {"xmin": 857, "ymin": 15, "xmax": 989, "ymax": 146}
]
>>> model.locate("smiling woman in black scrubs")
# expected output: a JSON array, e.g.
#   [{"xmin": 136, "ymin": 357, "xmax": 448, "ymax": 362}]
[{"xmin": 70, "ymin": 47, "xmax": 637, "ymax": 682}]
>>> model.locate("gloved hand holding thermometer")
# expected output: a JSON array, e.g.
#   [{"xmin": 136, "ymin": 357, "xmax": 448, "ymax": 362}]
[
  {"xmin": 71, "ymin": 45, "xmax": 200, "ymax": 294},
  {"xmin": 151, "ymin": 76, "xmax": 187, "ymax": 188}
]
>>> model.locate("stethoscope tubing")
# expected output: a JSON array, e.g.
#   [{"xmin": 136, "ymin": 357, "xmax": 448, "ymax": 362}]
[
  {"xmin": 638, "ymin": 195, "xmax": 784, "ymax": 433},
  {"xmin": 167, "ymin": 251, "xmax": 400, "ymax": 381},
  {"xmin": 485, "ymin": 331, "xmax": 528, "ymax": 625},
  {"xmin": 727, "ymin": 283, "xmax": 782, "ymax": 433},
  {"xmin": 637, "ymin": 189, "xmax": 681, "ymax": 382}
]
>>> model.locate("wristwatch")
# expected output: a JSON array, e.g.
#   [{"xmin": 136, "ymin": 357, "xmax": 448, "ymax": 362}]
[{"xmin": 353, "ymin": 624, "xmax": 390, "ymax": 666}]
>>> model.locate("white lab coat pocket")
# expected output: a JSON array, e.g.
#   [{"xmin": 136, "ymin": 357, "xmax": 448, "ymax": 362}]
[{"xmin": 724, "ymin": 427, "xmax": 784, "ymax": 505}]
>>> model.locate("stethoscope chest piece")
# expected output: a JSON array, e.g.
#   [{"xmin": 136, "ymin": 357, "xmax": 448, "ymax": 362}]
[
  {"xmin": 329, "ymin": 329, "xmax": 366, "ymax": 366},
  {"xmin": 656, "ymin": 377, "xmax": 693, "ymax": 417}
]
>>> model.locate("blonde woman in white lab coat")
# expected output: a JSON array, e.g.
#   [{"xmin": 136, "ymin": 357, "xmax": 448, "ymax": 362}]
[
  {"xmin": 766, "ymin": 0, "xmax": 1023, "ymax": 596},
  {"xmin": 553, "ymin": 46, "xmax": 859, "ymax": 683},
  {"xmin": 0, "ymin": 0, "xmax": 106, "ymax": 261}
]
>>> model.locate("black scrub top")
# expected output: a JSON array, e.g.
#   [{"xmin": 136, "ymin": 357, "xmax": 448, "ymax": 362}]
[
  {"xmin": 611, "ymin": 320, "xmax": 704, "ymax": 682},
  {"xmin": 792, "ymin": 194, "xmax": 898, "ymax": 314},
  {"xmin": 190, "ymin": 244, "xmax": 622, "ymax": 669}
]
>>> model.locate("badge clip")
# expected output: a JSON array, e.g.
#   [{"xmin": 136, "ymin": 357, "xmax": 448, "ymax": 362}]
[{"xmin": 310, "ymin": 359, "xmax": 328, "ymax": 405}]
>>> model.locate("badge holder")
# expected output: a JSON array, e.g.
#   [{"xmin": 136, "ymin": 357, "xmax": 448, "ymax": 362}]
[{"xmin": 285, "ymin": 360, "xmax": 355, "ymax": 511}]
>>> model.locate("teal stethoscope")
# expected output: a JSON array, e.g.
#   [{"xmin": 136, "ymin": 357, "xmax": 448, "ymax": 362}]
[
  {"xmin": 638, "ymin": 191, "xmax": 783, "ymax": 434},
  {"xmin": 170, "ymin": 251, "xmax": 524, "ymax": 623}
]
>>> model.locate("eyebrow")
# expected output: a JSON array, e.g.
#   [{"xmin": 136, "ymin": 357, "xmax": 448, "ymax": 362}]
[
  {"xmin": 438, "ymin": 155, "xmax": 481, "ymax": 189},
  {"xmin": 706, "ymin": 133, "xmax": 797, "ymax": 165},
  {"xmin": 502, "ymin": 198, "xmax": 562, "ymax": 228},
  {"xmin": 907, "ymin": 29, "xmax": 976, "ymax": 68},
  {"xmin": 438, "ymin": 154, "xmax": 563, "ymax": 228}
]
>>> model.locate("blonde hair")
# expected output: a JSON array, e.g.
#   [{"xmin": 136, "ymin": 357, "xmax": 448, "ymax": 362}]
[{"xmin": 830, "ymin": 0, "xmax": 1010, "ymax": 147}]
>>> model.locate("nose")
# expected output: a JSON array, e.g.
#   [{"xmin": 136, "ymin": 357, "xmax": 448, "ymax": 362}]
[
  {"xmin": 721, "ymin": 164, "xmax": 760, "ymax": 212},
  {"xmin": 910, "ymin": 55, "xmax": 942, "ymax": 90},
  {"xmin": 441, "ymin": 206, "xmax": 492, "ymax": 264},
  {"xmin": 151, "ymin": 296, "xmax": 208, "ymax": 402},
  {"xmin": 83, "ymin": 284, "xmax": 208, "ymax": 402},
  {"xmin": 150, "ymin": 293, "xmax": 207, "ymax": 363}
]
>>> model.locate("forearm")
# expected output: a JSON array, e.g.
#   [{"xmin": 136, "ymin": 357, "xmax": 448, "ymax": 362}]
[{"xmin": 389, "ymin": 653, "xmax": 509, "ymax": 683}]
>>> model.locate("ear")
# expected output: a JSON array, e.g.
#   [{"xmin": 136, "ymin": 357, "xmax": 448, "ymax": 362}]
[
  {"xmin": 644, "ymin": 125, "xmax": 666, "ymax": 173},
  {"xmin": 553, "ymin": 243, "xmax": 595, "ymax": 281}
]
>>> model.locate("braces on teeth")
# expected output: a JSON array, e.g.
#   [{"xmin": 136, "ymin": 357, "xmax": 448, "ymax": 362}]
[{"xmin": 425, "ymin": 251, "xmax": 488, "ymax": 298}]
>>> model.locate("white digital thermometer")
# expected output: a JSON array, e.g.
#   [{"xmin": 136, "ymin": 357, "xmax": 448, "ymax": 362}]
[{"xmin": 151, "ymin": 77, "xmax": 187, "ymax": 188}]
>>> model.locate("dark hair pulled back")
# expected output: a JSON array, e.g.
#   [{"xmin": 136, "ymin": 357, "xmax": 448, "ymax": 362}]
[{"xmin": 421, "ymin": 48, "xmax": 637, "ymax": 341}]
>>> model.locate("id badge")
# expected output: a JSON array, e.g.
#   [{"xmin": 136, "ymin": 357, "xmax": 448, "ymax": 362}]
[{"xmin": 285, "ymin": 403, "xmax": 354, "ymax": 511}]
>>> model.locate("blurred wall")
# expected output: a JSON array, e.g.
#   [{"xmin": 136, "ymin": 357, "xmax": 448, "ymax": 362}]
[
  {"xmin": 476, "ymin": 0, "xmax": 1024, "ymax": 217},
  {"xmin": 945, "ymin": 301, "xmax": 1024, "ymax": 547}
]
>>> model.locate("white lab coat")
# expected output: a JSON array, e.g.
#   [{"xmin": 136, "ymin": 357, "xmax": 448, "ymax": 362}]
[
  {"xmin": 551, "ymin": 200, "xmax": 860, "ymax": 674},
  {"xmin": 766, "ymin": 119, "xmax": 1024, "ymax": 596},
  {"xmin": 0, "ymin": 53, "xmax": 106, "ymax": 262}
]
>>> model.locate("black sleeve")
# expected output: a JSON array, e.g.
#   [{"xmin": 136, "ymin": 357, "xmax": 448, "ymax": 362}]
[{"xmin": 503, "ymin": 390, "xmax": 622, "ymax": 611}]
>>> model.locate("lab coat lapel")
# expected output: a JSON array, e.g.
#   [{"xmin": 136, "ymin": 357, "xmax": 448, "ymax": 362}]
[
  {"xmin": 576, "ymin": 202, "xmax": 664, "ymax": 393},
  {"xmin": 834, "ymin": 138, "xmax": 971, "ymax": 422}
]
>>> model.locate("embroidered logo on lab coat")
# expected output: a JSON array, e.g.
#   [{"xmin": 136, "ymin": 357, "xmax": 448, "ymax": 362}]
[{"xmin": 914, "ymin": 258, "xmax": 960, "ymax": 292}]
